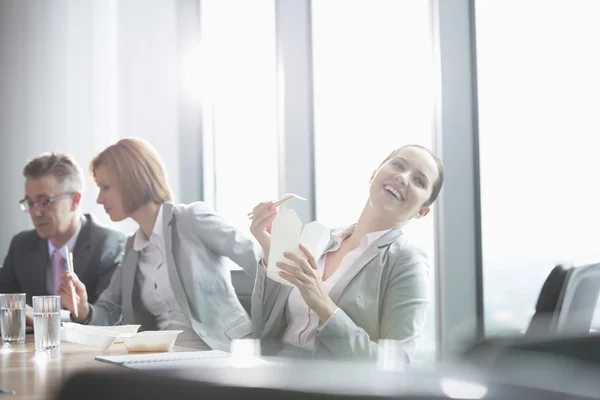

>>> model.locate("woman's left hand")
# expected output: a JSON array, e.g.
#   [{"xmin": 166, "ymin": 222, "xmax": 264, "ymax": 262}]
[{"xmin": 277, "ymin": 244, "xmax": 338, "ymax": 322}]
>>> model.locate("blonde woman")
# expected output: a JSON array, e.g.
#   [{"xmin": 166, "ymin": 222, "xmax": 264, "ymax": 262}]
[{"xmin": 60, "ymin": 138, "xmax": 260, "ymax": 350}]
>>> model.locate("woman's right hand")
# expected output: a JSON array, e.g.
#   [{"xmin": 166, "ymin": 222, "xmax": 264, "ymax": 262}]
[
  {"xmin": 249, "ymin": 201, "xmax": 278, "ymax": 266},
  {"xmin": 59, "ymin": 271, "xmax": 90, "ymax": 323}
]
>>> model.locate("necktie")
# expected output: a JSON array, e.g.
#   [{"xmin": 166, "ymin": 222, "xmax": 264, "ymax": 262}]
[{"xmin": 52, "ymin": 250, "xmax": 65, "ymax": 295}]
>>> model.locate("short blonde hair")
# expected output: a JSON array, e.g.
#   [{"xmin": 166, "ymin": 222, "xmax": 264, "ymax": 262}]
[{"xmin": 90, "ymin": 138, "xmax": 173, "ymax": 213}]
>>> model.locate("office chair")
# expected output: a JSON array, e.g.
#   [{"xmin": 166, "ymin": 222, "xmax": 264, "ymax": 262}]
[
  {"xmin": 464, "ymin": 263, "xmax": 600, "ymax": 368},
  {"xmin": 554, "ymin": 262, "xmax": 600, "ymax": 336},
  {"xmin": 524, "ymin": 264, "xmax": 573, "ymax": 338},
  {"xmin": 526, "ymin": 262, "xmax": 600, "ymax": 337}
]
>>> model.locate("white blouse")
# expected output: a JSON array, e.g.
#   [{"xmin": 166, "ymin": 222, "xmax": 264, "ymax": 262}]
[
  {"xmin": 133, "ymin": 204, "xmax": 191, "ymax": 332},
  {"xmin": 282, "ymin": 228, "xmax": 391, "ymax": 350}
]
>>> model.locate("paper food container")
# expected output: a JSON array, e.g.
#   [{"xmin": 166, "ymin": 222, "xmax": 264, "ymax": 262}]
[
  {"xmin": 267, "ymin": 209, "xmax": 330, "ymax": 286},
  {"xmin": 122, "ymin": 330, "xmax": 183, "ymax": 352},
  {"xmin": 95, "ymin": 325, "xmax": 141, "ymax": 343},
  {"xmin": 61, "ymin": 322, "xmax": 119, "ymax": 349}
]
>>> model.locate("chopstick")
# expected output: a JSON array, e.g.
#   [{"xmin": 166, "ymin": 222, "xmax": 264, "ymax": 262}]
[
  {"xmin": 247, "ymin": 194, "xmax": 304, "ymax": 219},
  {"xmin": 65, "ymin": 249, "xmax": 78, "ymax": 318}
]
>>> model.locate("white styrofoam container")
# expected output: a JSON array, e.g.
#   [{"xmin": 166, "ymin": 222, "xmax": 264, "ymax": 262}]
[
  {"xmin": 61, "ymin": 323, "xmax": 119, "ymax": 349},
  {"xmin": 122, "ymin": 330, "xmax": 183, "ymax": 352},
  {"xmin": 95, "ymin": 325, "xmax": 141, "ymax": 343}
]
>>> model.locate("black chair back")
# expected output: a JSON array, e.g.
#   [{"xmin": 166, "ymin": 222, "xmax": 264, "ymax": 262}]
[{"xmin": 525, "ymin": 264, "xmax": 572, "ymax": 337}]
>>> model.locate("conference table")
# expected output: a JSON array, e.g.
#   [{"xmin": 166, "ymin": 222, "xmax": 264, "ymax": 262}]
[
  {"xmin": 3, "ymin": 334, "xmax": 597, "ymax": 400},
  {"xmin": 0, "ymin": 335, "xmax": 190, "ymax": 400}
]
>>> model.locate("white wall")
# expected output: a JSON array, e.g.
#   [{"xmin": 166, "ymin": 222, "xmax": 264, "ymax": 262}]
[{"xmin": 0, "ymin": 0, "xmax": 198, "ymax": 258}]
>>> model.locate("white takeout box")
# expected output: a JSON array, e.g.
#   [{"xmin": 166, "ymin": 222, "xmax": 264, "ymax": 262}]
[
  {"xmin": 95, "ymin": 325, "xmax": 141, "ymax": 343},
  {"xmin": 61, "ymin": 322, "xmax": 119, "ymax": 349},
  {"xmin": 122, "ymin": 330, "xmax": 183, "ymax": 352},
  {"xmin": 267, "ymin": 209, "xmax": 331, "ymax": 286}
]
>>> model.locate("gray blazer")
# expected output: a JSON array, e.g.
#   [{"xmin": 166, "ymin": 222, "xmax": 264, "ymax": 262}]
[
  {"xmin": 87, "ymin": 202, "xmax": 262, "ymax": 351},
  {"xmin": 0, "ymin": 214, "xmax": 126, "ymax": 305},
  {"xmin": 251, "ymin": 227, "xmax": 430, "ymax": 361}
]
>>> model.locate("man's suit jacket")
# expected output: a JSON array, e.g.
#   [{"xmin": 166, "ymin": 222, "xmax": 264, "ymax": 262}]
[
  {"xmin": 87, "ymin": 202, "xmax": 262, "ymax": 351},
  {"xmin": 0, "ymin": 214, "xmax": 126, "ymax": 305},
  {"xmin": 251, "ymin": 227, "xmax": 430, "ymax": 362}
]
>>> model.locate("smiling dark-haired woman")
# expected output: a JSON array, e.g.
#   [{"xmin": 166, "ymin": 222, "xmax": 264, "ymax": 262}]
[{"xmin": 250, "ymin": 144, "xmax": 444, "ymax": 363}]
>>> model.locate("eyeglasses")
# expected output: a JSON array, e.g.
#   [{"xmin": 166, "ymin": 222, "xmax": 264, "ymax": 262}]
[{"xmin": 19, "ymin": 192, "xmax": 74, "ymax": 213}]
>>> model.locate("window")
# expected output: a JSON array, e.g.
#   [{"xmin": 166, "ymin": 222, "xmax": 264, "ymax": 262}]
[
  {"xmin": 312, "ymin": 0, "xmax": 436, "ymax": 362},
  {"xmin": 475, "ymin": 1, "xmax": 600, "ymax": 335},
  {"xmin": 199, "ymin": 0, "xmax": 279, "ymax": 242}
]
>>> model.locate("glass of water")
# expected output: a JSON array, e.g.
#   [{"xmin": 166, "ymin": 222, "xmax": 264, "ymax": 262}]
[
  {"xmin": 377, "ymin": 339, "xmax": 408, "ymax": 372},
  {"xmin": 0, "ymin": 293, "xmax": 26, "ymax": 345},
  {"xmin": 32, "ymin": 296, "xmax": 61, "ymax": 352},
  {"xmin": 230, "ymin": 339, "xmax": 261, "ymax": 367}
]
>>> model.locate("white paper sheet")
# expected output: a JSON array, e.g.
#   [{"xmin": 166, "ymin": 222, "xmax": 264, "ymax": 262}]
[
  {"xmin": 95, "ymin": 350, "xmax": 274, "ymax": 370},
  {"xmin": 95, "ymin": 350, "xmax": 231, "ymax": 366},
  {"xmin": 267, "ymin": 209, "xmax": 331, "ymax": 286}
]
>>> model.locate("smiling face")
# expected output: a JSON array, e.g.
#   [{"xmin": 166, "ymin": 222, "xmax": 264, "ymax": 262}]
[
  {"xmin": 93, "ymin": 164, "xmax": 128, "ymax": 222},
  {"xmin": 369, "ymin": 146, "xmax": 440, "ymax": 221}
]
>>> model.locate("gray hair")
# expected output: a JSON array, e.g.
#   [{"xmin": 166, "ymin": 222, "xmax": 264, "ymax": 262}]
[{"xmin": 23, "ymin": 153, "xmax": 84, "ymax": 193}]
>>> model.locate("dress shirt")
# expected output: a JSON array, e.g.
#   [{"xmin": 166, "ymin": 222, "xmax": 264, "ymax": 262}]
[
  {"xmin": 133, "ymin": 205, "xmax": 191, "ymax": 332},
  {"xmin": 282, "ymin": 228, "xmax": 391, "ymax": 350},
  {"xmin": 47, "ymin": 217, "xmax": 82, "ymax": 293}
]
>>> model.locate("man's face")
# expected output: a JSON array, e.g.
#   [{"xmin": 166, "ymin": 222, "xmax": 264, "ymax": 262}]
[{"xmin": 23, "ymin": 174, "xmax": 77, "ymax": 239}]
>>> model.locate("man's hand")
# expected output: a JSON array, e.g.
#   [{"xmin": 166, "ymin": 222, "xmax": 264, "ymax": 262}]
[
  {"xmin": 25, "ymin": 304, "xmax": 33, "ymax": 327},
  {"xmin": 59, "ymin": 271, "xmax": 90, "ymax": 323}
]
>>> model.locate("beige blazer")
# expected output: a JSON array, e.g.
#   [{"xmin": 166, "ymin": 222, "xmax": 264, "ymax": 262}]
[
  {"xmin": 88, "ymin": 202, "xmax": 261, "ymax": 351},
  {"xmin": 251, "ymin": 227, "xmax": 430, "ymax": 361}
]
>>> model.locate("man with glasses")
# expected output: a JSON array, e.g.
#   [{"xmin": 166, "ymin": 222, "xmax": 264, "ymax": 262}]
[{"xmin": 0, "ymin": 153, "xmax": 126, "ymax": 325}]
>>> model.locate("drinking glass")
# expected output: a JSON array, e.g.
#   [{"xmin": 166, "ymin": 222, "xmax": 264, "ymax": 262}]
[
  {"xmin": 32, "ymin": 296, "xmax": 61, "ymax": 351},
  {"xmin": 0, "ymin": 293, "xmax": 26, "ymax": 345}
]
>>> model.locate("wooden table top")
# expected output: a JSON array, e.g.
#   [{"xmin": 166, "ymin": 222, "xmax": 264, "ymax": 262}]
[{"xmin": 0, "ymin": 335, "xmax": 189, "ymax": 400}]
